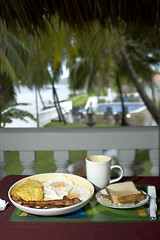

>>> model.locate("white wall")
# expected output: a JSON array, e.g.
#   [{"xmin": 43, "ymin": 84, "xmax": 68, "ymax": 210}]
[{"xmin": 38, "ymin": 101, "xmax": 72, "ymax": 127}]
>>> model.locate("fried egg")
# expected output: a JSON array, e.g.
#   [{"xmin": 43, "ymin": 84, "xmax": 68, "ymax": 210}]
[
  {"xmin": 68, "ymin": 185, "xmax": 91, "ymax": 201},
  {"xmin": 43, "ymin": 175, "xmax": 74, "ymax": 200}
]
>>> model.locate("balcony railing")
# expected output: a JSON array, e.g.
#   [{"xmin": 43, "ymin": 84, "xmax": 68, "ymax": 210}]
[{"xmin": 0, "ymin": 126, "xmax": 159, "ymax": 180}]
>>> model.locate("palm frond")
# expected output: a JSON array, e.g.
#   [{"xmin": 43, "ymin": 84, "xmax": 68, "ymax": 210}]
[
  {"xmin": 0, "ymin": 47, "xmax": 17, "ymax": 83},
  {"xmin": 5, "ymin": 39, "xmax": 29, "ymax": 81},
  {"xmin": 0, "ymin": 0, "xmax": 160, "ymax": 37}
]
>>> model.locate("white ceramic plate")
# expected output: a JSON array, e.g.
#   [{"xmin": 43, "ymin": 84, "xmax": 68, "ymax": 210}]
[
  {"xmin": 8, "ymin": 173, "xmax": 94, "ymax": 216},
  {"xmin": 96, "ymin": 189, "xmax": 149, "ymax": 209}
]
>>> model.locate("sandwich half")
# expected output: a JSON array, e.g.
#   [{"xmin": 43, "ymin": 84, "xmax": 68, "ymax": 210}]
[{"xmin": 106, "ymin": 181, "xmax": 145, "ymax": 205}]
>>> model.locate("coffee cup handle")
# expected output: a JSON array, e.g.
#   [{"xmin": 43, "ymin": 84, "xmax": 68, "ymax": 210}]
[{"xmin": 110, "ymin": 165, "xmax": 124, "ymax": 184}]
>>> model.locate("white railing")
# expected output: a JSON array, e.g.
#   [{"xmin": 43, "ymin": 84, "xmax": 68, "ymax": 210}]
[{"xmin": 0, "ymin": 126, "xmax": 159, "ymax": 180}]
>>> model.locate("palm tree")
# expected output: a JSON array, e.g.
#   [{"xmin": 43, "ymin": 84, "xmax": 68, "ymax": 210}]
[
  {"xmin": 118, "ymin": 39, "xmax": 159, "ymax": 124},
  {"xmin": 68, "ymin": 23, "xmax": 110, "ymax": 96},
  {"xmin": 0, "ymin": 73, "xmax": 15, "ymax": 126},
  {"xmin": 68, "ymin": 22, "xmax": 160, "ymax": 125},
  {"xmin": 25, "ymin": 17, "xmax": 73, "ymax": 124},
  {"xmin": 0, "ymin": 20, "xmax": 36, "ymax": 127}
]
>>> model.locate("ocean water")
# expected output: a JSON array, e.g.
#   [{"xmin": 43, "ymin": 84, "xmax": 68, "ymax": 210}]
[{"xmin": 5, "ymin": 84, "xmax": 72, "ymax": 128}]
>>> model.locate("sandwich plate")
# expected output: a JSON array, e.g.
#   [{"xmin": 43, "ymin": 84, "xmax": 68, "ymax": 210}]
[
  {"xmin": 96, "ymin": 189, "xmax": 149, "ymax": 209},
  {"xmin": 8, "ymin": 173, "xmax": 94, "ymax": 216}
]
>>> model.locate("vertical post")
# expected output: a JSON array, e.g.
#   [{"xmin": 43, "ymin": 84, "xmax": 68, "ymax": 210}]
[
  {"xmin": 0, "ymin": 151, "xmax": 7, "ymax": 180},
  {"xmin": 152, "ymin": 75, "xmax": 160, "ymax": 176},
  {"xmin": 19, "ymin": 151, "xmax": 36, "ymax": 175},
  {"xmin": 54, "ymin": 151, "xmax": 69, "ymax": 173},
  {"xmin": 118, "ymin": 149, "xmax": 135, "ymax": 176},
  {"xmin": 35, "ymin": 87, "xmax": 39, "ymax": 128},
  {"xmin": 149, "ymin": 149, "xmax": 159, "ymax": 176}
]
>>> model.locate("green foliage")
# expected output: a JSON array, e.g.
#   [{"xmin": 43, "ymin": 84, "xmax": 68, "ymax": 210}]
[
  {"xmin": 68, "ymin": 93, "xmax": 89, "ymax": 107},
  {"xmin": 0, "ymin": 21, "xmax": 29, "ymax": 85},
  {"xmin": 5, "ymin": 151, "xmax": 23, "ymax": 175},
  {"xmin": 0, "ymin": 74, "xmax": 16, "ymax": 111},
  {"xmin": 45, "ymin": 121, "xmax": 119, "ymax": 128},
  {"xmin": 35, "ymin": 151, "xmax": 56, "ymax": 173},
  {"xmin": 45, "ymin": 121, "xmax": 87, "ymax": 127},
  {"xmin": 134, "ymin": 150, "xmax": 152, "ymax": 176},
  {"xmin": 5, "ymin": 151, "xmax": 57, "ymax": 174},
  {"xmin": 1, "ymin": 103, "xmax": 36, "ymax": 127},
  {"xmin": 5, "ymin": 38, "xmax": 29, "ymax": 82},
  {"xmin": 69, "ymin": 59, "xmax": 90, "ymax": 90},
  {"xmin": 0, "ymin": 16, "xmax": 159, "ymax": 125},
  {"xmin": 70, "ymin": 151, "xmax": 87, "ymax": 164},
  {"xmin": 98, "ymin": 98, "xmax": 107, "ymax": 103},
  {"xmin": 0, "ymin": 47, "xmax": 17, "ymax": 83}
]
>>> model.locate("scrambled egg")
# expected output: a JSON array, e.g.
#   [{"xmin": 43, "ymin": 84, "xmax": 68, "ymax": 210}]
[{"xmin": 11, "ymin": 179, "xmax": 43, "ymax": 201}]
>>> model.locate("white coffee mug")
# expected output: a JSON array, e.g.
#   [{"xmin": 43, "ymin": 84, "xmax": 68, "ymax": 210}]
[{"xmin": 85, "ymin": 155, "xmax": 123, "ymax": 190}]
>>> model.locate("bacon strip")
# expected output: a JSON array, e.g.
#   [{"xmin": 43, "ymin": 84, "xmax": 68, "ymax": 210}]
[{"xmin": 11, "ymin": 196, "xmax": 81, "ymax": 209}]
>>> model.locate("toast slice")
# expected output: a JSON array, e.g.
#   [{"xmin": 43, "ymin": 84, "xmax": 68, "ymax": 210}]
[{"xmin": 106, "ymin": 181, "xmax": 145, "ymax": 205}]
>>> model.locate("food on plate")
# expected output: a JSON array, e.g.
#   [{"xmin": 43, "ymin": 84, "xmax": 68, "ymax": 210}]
[
  {"xmin": 68, "ymin": 185, "xmax": 91, "ymax": 201},
  {"xmin": 10, "ymin": 174, "xmax": 91, "ymax": 209},
  {"xmin": 43, "ymin": 175, "xmax": 74, "ymax": 200},
  {"xmin": 11, "ymin": 196, "xmax": 81, "ymax": 209},
  {"xmin": 10, "ymin": 179, "xmax": 43, "ymax": 201},
  {"xmin": 42, "ymin": 175, "xmax": 91, "ymax": 202},
  {"xmin": 105, "ymin": 181, "xmax": 145, "ymax": 205}
]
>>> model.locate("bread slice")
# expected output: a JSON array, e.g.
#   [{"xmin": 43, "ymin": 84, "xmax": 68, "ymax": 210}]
[{"xmin": 106, "ymin": 181, "xmax": 145, "ymax": 205}]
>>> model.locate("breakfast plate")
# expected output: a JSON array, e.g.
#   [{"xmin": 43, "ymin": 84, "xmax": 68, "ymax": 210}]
[
  {"xmin": 8, "ymin": 173, "xmax": 94, "ymax": 216},
  {"xmin": 96, "ymin": 189, "xmax": 149, "ymax": 209}
]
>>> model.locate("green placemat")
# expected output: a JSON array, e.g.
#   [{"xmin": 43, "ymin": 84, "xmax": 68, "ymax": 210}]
[
  {"xmin": 10, "ymin": 199, "xmax": 156, "ymax": 223},
  {"xmin": 9, "ymin": 185, "xmax": 160, "ymax": 223},
  {"xmin": 10, "ymin": 207, "xmax": 88, "ymax": 222}
]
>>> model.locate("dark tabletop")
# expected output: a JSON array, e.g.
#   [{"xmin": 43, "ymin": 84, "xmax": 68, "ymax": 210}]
[{"xmin": 1, "ymin": 175, "xmax": 160, "ymax": 240}]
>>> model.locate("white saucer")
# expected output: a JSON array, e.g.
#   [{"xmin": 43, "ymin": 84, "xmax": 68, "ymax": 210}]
[{"xmin": 96, "ymin": 189, "xmax": 149, "ymax": 209}]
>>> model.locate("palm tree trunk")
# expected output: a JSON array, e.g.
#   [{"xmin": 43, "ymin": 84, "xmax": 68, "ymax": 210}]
[
  {"xmin": 0, "ymin": 111, "xmax": 2, "ymax": 127},
  {"xmin": 116, "ymin": 72, "xmax": 128, "ymax": 126},
  {"xmin": 47, "ymin": 70, "xmax": 66, "ymax": 124},
  {"xmin": 120, "ymin": 43, "xmax": 159, "ymax": 125},
  {"xmin": 52, "ymin": 84, "xmax": 62, "ymax": 121},
  {"xmin": 52, "ymin": 83, "xmax": 66, "ymax": 124},
  {"xmin": 37, "ymin": 89, "xmax": 46, "ymax": 109}
]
